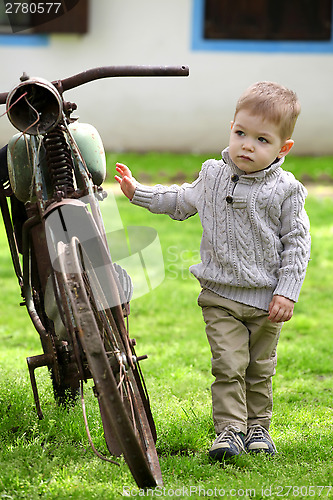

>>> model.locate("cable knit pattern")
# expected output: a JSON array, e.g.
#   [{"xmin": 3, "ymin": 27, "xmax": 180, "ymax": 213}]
[{"xmin": 131, "ymin": 148, "xmax": 311, "ymax": 311}]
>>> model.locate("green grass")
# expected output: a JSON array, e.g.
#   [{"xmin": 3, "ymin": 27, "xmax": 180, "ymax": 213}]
[
  {"xmin": 106, "ymin": 151, "xmax": 333, "ymax": 185},
  {"xmin": 0, "ymin": 155, "xmax": 333, "ymax": 498}
]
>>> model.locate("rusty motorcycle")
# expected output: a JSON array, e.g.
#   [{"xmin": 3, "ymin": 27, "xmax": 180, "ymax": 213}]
[{"xmin": 0, "ymin": 65, "xmax": 189, "ymax": 488}]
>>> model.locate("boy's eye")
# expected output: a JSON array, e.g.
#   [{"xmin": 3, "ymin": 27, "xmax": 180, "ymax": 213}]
[
  {"xmin": 235, "ymin": 130, "xmax": 245, "ymax": 136},
  {"xmin": 258, "ymin": 136, "xmax": 268, "ymax": 143}
]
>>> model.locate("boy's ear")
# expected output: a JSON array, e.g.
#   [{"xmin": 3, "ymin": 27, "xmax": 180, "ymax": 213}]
[{"xmin": 278, "ymin": 139, "xmax": 294, "ymax": 158}]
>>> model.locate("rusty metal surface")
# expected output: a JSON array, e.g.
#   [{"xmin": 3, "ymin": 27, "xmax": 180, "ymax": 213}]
[
  {"xmin": 27, "ymin": 354, "xmax": 54, "ymax": 419},
  {"xmin": 54, "ymin": 65, "xmax": 189, "ymax": 93}
]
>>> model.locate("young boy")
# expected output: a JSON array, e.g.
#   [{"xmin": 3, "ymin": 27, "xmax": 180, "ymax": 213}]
[{"xmin": 115, "ymin": 81, "xmax": 311, "ymax": 460}]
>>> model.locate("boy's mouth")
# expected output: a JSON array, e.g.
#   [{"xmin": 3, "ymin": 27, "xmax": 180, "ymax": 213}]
[{"xmin": 239, "ymin": 155, "xmax": 253, "ymax": 161}]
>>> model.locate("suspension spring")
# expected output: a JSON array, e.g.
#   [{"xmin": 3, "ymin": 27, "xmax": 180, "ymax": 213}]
[{"xmin": 43, "ymin": 124, "xmax": 74, "ymax": 195}]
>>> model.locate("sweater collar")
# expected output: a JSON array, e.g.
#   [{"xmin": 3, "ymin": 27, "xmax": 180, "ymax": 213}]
[{"xmin": 221, "ymin": 147, "xmax": 285, "ymax": 179}]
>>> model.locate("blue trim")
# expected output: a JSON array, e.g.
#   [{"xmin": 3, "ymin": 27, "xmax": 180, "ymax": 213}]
[
  {"xmin": 192, "ymin": 0, "xmax": 333, "ymax": 53},
  {"xmin": 0, "ymin": 34, "xmax": 49, "ymax": 46}
]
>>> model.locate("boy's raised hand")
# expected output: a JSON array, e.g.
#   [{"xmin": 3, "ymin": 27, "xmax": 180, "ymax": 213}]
[{"xmin": 115, "ymin": 163, "xmax": 137, "ymax": 200}]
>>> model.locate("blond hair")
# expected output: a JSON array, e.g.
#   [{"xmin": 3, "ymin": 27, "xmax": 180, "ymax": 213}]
[{"xmin": 234, "ymin": 81, "xmax": 301, "ymax": 141}]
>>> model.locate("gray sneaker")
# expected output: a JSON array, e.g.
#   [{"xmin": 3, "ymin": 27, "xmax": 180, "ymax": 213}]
[
  {"xmin": 209, "ymin": 425, "xmax": 245, "ymax": 461},
  {"xmin": 245, "ymin": 425, "xmax": 277, "ymax": 455}
]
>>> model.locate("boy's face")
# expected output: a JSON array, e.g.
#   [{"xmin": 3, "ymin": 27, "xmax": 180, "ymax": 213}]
[{"xmin": 228, "ymin": 109, "xmax": 293, "ymax": 174}]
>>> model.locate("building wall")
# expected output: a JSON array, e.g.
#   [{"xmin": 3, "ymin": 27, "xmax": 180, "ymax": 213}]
[{"xmin": 0, "ymin": 0, "xmax": 332, "ymax": 155}]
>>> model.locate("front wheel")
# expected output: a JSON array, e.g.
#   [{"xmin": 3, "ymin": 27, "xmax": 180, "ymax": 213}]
[{"xmin": 56, "ymin": 236, "xmax": 162, "ymax": 488}]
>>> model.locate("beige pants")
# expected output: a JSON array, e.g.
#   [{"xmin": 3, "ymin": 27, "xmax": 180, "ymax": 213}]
[{"xmin": 198, "ymin": 288, "xmax": 283, "ymax": 435}]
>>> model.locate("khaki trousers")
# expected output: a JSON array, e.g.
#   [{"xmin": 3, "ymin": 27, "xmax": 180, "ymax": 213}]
[{"xmin": 198, "ymin": 288, "xmax": 283, "ymax": 435}]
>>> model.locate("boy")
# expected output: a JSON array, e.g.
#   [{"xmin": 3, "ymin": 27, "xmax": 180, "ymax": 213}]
[{"xmin": 115, "ymin": 81, "xmax": 311, "ymax": 460}]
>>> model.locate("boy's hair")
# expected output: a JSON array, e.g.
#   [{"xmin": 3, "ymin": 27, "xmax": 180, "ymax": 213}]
[{"xmin": 234, "ymin": 81, "xmax": 301, "ymax": 141}]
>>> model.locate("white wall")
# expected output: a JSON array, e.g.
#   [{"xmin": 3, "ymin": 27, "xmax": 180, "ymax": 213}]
[{"xmin": 0, "ymin": 0, "xmax": 332, "ymax": 155}]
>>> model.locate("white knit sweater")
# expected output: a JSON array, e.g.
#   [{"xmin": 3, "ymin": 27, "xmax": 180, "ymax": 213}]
[{"xmin": 131, "ymin": 148, "xmax": 311, "ymax": 311}]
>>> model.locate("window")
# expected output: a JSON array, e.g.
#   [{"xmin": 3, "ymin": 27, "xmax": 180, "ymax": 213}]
[
  {"xmin": 0, "ymin": 0, "xmax": 89, "ymax": 35},
  {"xmin": 192, "ymin": 0, "xmax": 333, "ymax": 52}
]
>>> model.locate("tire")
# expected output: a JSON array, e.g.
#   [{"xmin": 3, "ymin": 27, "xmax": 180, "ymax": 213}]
[
  {"xmin": 56, "ymin": 236, "xmax": 162, "ymax": 488},
  {"xmin": 43, "ymin": 272, "xmax": 80, "ymax": 406}
]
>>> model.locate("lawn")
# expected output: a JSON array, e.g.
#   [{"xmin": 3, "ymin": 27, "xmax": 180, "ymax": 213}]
[
  {"xmin": 105, "ymin": 152, "xmax": 333, "ymax": 185},
  {"xmin": 0, "ymin": 154, "xmax": 332, "ymax": 499}
]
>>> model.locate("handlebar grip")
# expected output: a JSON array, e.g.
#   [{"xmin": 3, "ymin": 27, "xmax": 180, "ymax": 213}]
[{"xmin": 54, "ymin": 65, "xmax": 190, "ymax": 93}]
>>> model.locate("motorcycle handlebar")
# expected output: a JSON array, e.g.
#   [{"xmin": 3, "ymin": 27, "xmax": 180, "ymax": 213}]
[
  {"xmin": 0, "ymin": 65, "xmax": 190, "ymax": 105},
  {"xmin": 54, "ymin": 65, "xmax": 189, "ymax": 93}
]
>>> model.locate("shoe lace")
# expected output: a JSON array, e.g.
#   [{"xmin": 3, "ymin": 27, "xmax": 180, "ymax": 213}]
[
  {"xmin": 245, "ymin": 425, "xmax": 270, "ymax": 444},
  {"xmin": 217, "ymin": 425, "xmax": 242, "ymax": 443}
]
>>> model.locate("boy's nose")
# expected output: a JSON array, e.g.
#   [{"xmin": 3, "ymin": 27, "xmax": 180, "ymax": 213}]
[{"xmin": 242, "ymin": 141, "xmax": 254, "ymax": 152}]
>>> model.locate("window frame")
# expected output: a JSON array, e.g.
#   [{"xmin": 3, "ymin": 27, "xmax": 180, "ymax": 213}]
[
  {"xmin": 0, "ymin": 33, "xmax": 48, "ymax": 45},
  {"xmin": 192, "ymin": 0, "xmax": 333, "ymax": 53}
]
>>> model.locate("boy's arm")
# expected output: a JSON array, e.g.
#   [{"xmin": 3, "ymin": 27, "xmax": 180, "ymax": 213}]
[
  {"xmin": 116, "ymin": 162, "xmax": 203, "ymax": 221},
  {"xmin": 273, "ymin": 181, "xmax": 311, "ymax": 306}
]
